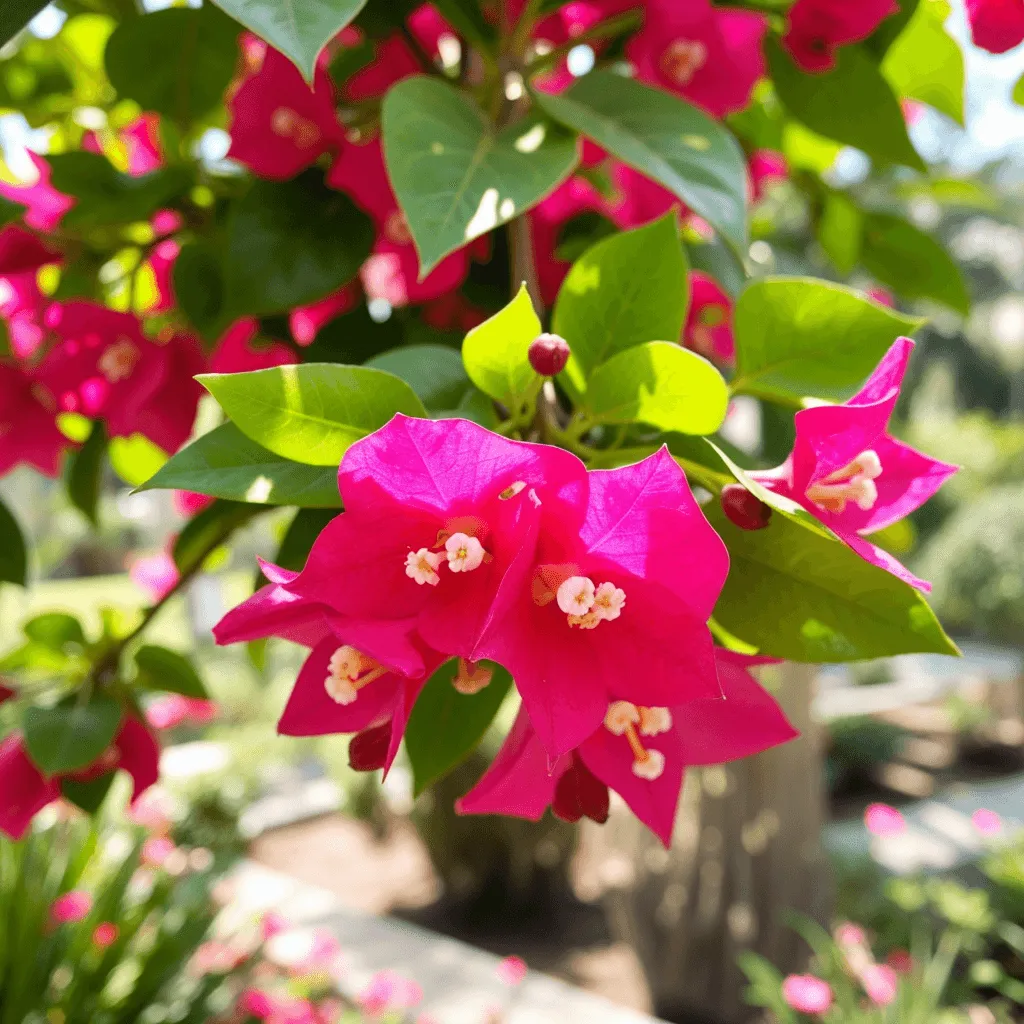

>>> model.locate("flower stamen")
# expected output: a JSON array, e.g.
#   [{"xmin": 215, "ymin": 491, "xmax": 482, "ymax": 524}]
[
  {"xmin": 604, "ymin": 701, "xmax": 667, "ymax": 780},
  {"xmin": 805, "ymin": 449, "xmax": 882, "ymax": 514},
  {"xmin": 445, "ymin": 532, "xmax": 486, "ymax": 573},
  {"xmin": 452, "ymin": 658, "xmax": 492, "ymax": 695},
  {"xmin": 324, "ymin": 645, "xmax": 387, "ymax": 706},
  {"xmin": 406, "ymin": 548, "xmax": 443, "ymax": 586}
]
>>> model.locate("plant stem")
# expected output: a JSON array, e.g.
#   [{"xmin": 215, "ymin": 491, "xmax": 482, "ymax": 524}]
[{"xmin": 525, "ymin": 10, "xmax": 643, "ymax": 76}]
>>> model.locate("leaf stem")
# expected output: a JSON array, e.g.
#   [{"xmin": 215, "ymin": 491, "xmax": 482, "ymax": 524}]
[{"xmin": 525, "ymin": 10, "xmax": 644, "ymax": 76}]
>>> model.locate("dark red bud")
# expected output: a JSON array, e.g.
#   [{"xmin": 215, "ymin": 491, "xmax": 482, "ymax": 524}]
[
  {"xmin": 553, "ymin": 757, "xmax": 610, "ymax": 825},
  {"xmin": 528, "ymin": 333, "xmax": 570, "ymax": 377},
  {"xmin": 349, "ymin": 722, "xmax": 391, "ymax": 772},
  {"xmin": 721, "ymin": 483, "xmax": 772, "ymax": 531},
  {"xmin": 0, "ymin": 682, "xmax": 14, "ymax": 705}
]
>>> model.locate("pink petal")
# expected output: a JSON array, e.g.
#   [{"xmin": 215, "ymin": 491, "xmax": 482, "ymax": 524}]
[
  {"xmin": 116, "ymin": 717, "xmax": 161, "ymax": 802},
  {"xmin": 0, "ymin": 734, "xmax": 60, "ymax": 839}
]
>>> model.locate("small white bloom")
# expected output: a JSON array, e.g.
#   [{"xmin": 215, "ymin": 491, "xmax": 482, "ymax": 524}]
[
  {"xmin": 849, "ymin": 476, "xmax": 878, "ymax": 511},
  {"xmin": 328, "ymin": 645, "xmax": 364, "ymax": 681},
  {"xmin": 406, "ymin": 547, "xmax": 443, "ymax": 586},
  {"xmin": 632, "ymin": 749, "xmax": 666, "ymax": 780},
  {"xmin": 499, "ymin": 480, "xmax": 527, "ymax": 500},
  {"xmin": 557, "ymin": 576, "xmax": 596, "ymax": 616},
  {"xmin": 639, "ymin": 707, "xmax": 673, "ymax": 737},
  {"xmin": 324, "ymin": 675, "xmax": 358, "ymax": 705},
  {"xmin": 445, "ymin": 532, "xmax": 486, "ymax": 573},
  {"xmin": 855, "ymin": 450, "xmax": 882, "ymax": 480},
  {"xmin": 604, "ymin": 701, "xmax": 640, "ymax": 735},
  {"xmin": 593, "ymin": 582, "xmax": 626, "ymax": 622}
]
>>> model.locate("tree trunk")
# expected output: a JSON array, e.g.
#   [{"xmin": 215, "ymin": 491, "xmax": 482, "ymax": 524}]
[{"xmin": 583, "ymin": 663, "xmax": 831, "ymax": 1023}]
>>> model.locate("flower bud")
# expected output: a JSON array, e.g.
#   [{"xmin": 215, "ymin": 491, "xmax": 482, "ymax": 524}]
[
  {"xmin": 553, "ymin": 758, "xmax": 609, "ymax": 824},
  {"xmin": 721, "ymin": 483, "xmax": 772, "ymax": 530},
  {"xmin": 349, "ymin": 722, "xmax": 391, "ymax": 772},
  {"xmin": 528, "ymin": 333, "xmax": 570, "ymax": 377}
]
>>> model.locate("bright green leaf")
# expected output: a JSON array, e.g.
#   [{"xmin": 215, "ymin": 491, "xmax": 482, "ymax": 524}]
[
  {"xmin": 139, "ymin": 422, "xmax": 341, "ymax": 508},
  {"xmin": 731, "ymin": 277, "xmax": 924, "ymax": 404},
  {"xmin": 23, "ymin": 613, "xmax": 86, "ymax": 652},
  {"xmin": 224, "ymin": 171, "xmax": 374, "ymax": 318},
  {"xmin": 382, "ymin": 76, "xmax": 577, "ymax": 275},
  {"xmin": 200, "ymin": 364, "xmax": 427, "ymax": 467},
  {"xmin": 461, "ymin": 286, "xmax": 541, "ymax": 414},
  {"xmin": 553, "ymin": 214, "xmax": 689, "ymax": 395},
  {"xmin": 24, "ymin": 695, "xmax": 124, "ymax": 776},
  {"xmin": 861, "ymin": 212, "xmax": 970, "ymax": 315},
  {"xmin": 366, "ymin": 344, "xmax": 471, "ymax": 411},
  {"xmin": 586, "ymin": 342, "xmax": 729, "ymax": 435},
  {"xmin": 104, "ymin": 6, "xmax": 239, "ymax": 126},
  {"xmin": 64, "ymin": 419, "xmax": 107, "ymax": 525},
  {"xmin": 0, "ymin": 498, "xmax": 27, "ymax": 586},
  {"xmin": 134, "ymin": 645, "xmax": 209, "ymax": 699},
  {"xmin": 766, "ymin": 39, "xmax": 925, "ymax": 172},
  {"xmin": 1014, "ymin": 72, "xmax": 1024, "ymax": 107},
  {"xmin": 405, "ymin": 660, "xmax": 512, "ymax": 795},
  {"xmin": 535, "ymin": 71, "xmax": 748, "ymax": 253},
  {"xmin": 108, "ymin": 434, "xmax": 169, "ymax": 488},
  {"xmin": 208, "ymin": 0, "xmax": 368, "ymax": 81},
  {"xmin": 882, "ymin": 0, "xmax": 964, "ymax": 126}
]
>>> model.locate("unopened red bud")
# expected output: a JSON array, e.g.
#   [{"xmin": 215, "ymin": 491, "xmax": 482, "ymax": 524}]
[
  {"xmin": 721, "ymin": 483, "xmax": 772, "ymax": 531},
  {"xmin": 528, "ymin": 333, "xmax": 570, "ymax": 377},
  {"xmin": 553, "ymin": 758, "xmax": 610, "ymax": 825},
  {"xmin": 349, "ymin": 722, "xmax": 391, "ymax": 772}
]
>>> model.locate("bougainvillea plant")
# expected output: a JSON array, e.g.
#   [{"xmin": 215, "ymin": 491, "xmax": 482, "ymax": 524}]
[{"xmin": 0, "ymin": 0, "xmax": 995, "ymax": 846}]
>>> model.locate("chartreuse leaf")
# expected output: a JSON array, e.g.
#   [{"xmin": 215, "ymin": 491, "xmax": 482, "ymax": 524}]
[
  {"xmin": 405, "ymin": 660, "xmax": 512, "ymax": 795},
  {"xmin": 65, "ymin": 419, "xmax": 107, "ymax": 525},
  {"xmin": 585, "ymin": 343, "xmax": 728, "ymax": 436},
  {"xmin": 1, "ymin": 0, "xmax": 48, "ymax": 47},
  {"xmin": 24, "ymin": 695, "xmax": 124, "ymax": 776},
  {"xmin": 108, "ymin": 434, "xmax": 168, "ymax": 488},
  {"xmin": 1014, "ymin": 72, "xmax": 1024, "ymax": 107},
  {"xmin": 366, "ymin": 345, "xmax": 471, "ymax": 411},
  {"xmin": 224, "ymin": 171, "xmax": 374, "ymax": 318},
  {"xmin": 534, "ymin": 71, "xmax": 748, "ymax": 253},
  {"xmin": 461, "ymin": 286, "xmax": 541, "ymax": 416},
  {"xmin": 766, "ymin": 38, "xmax": 925, "ymax": 172},
  {"xmin": 731, "ymin": 278, "xmax": 924, "ymax": 405},
  {"xmin": 208, "ymin": 0, "xmax": 369, "ymax": 81},
  {"xmin": 104, "ymin": 5, "xmax": 239, "ymax": 126},
  {"xmin": 199, "ymin": 364, "xmax": 427, "ymax": 467},
  {"xmin": 382, "ymin": 76, "xmax": 577, "ymax": 275},
  {"xmin": 882, "ymin": 0, "xmax": 963, "ymax": 126},
  {"xmin": 860, "ymin": 213, "xmax": 970, "ymax": 315},
  {"xmin": 0, "ymin": 498, "xmax": 27, "ymax": 586},
  {"xmin": 140, "ymin": 423, "xmax": 341, "ymax": 508},
  {"xmin": 23, "ymin": 613, "xmax": 86, "ymax": 652},
  {"xmin": 134, "ymin": 645, "xmax": 209, "ymax": 699},
  {"xmin": 553, "ymin": 214, "xmax": 689, "ymax": 396}
]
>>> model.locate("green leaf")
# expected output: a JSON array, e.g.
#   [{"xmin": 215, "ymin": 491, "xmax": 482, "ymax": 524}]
[
  {"xmin": 366, "ymin": 344, "xmax": 471, "ymax": 411},
  {"xmin": 534, "ymin": 70, "xmax": 748, "ymax": 253},
  {"xmin": 108, "ymin": 434, "xmax": 169, "ymax": 488},
  {"xmin": 461, "ymin": 286, "xmax": 541, "ymax": 414},
  {"xmin": 104, "ymin": 6, "xmax": 239, "ymax": 126},
  {"xmin": 405, "ymin": 660, "xmax": 512, "ymax": 795},
  {"xmin": 766, "ymin": 39, "xmax": 925, "ymax": 172},
  {"xmin": 1014, "ymin": 72, "xmax": 1024, "ymax": 108},
  {"xmin": 731, "ymin": 277, "xmax": 924, "ymax": 404},
  {"xmin": 47, "ymin": 153, "xmax": 190, "ymax": 230},
  {"xmin": 208, "ymin": 0, "xmax": 368, "ymax": 81},
  {"xmin": 0, "ymin": 0, "xmax": 48, "ymax": 48},
  {"xmin": 882, "ymin": 0, "xmax": 964, "ymax": 126},
  {"xmin": 552, "ymin": 214, "xmax": 689, "ymax": 396},
  {"xmin": 860, "ymin": 213, "xmax": 970, "ymax": 315},
  {"xmin": 430, "ymin": 0, "xmax": 496, "ymax": 51},
  {"xmin": 61, "ymin": 772, "xmax": 116, "ymax": 814},
  {"xmin": 139, "ymin": 422, "xmax": 342, "ymax": 508},
  {"xmin": 134, "ymin": 645, "xmax": 209, "ymax": 699},
  {"xmin": 272, "ymin": 508, "xmax": 338, "ymax": 575},
  {"xmin": 585, "ymin": 342, "xmax": 729, "ymax": 435},
  {"xmin": 64, "ymin": 419, "xmax": 107, "ymax": 525},
  {"xmin": 172, "ymin": 499, "xmax": 261, "ymax": 575},
  {"xmin": 23, "ymin": 695, "xmax": 124, "ymax": 776},
  {"xmin": 0, "ymin": 497, "xmax": 27, "ymax": 586},
  {"xmin": 224, "ymin": 171, "xmax": 374, "ymax": 318},
  {"xmin": 438, "ymin": 387, "xmax": 499, "ymax": 427},
  {"xmin": 23, "ymin": 613, "xmax": 86, "ymax": 652},
  {"xmin": 816, "ymin": 192, "xmax": 863, "ymax": 276},
  {"xmin": 0, "ymin": 196, "xmax": 26, "ymax": 230},
  {"xmin": 172, "ymin": 242, "xmax": 225, "ymax": 339},
  {"xmin": 200, "ymin": 364, "xmax": 427, "ymax": 467},
  {"xmin": 382, "ymin": 76, "xmax": 577, "ymax": 275}
]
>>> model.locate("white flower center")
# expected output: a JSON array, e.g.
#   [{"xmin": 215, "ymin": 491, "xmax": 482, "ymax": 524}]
[
  {"xmin": 604, "ymin": 701, "xmax": 668, "ymax": 781},
  {"xmin": 98, "ymin": 339, "xmax": 140, "ymax": 384},
  {"xmin": 544, "ymin": 572, "xmax": 626, "ymax": 629},
  {"xmin": 557, "ymin": 576, "xmax": 596, "ymax": 615},
  {"xmin": 445, "ymin": 532, "xmax": 485, "ymax": 573},
  {"xmin": 632, "ymin": 749, "xmax": 666, "ymax": 781},
  {"xmin": 406, "ymin": 548, "xmax": 443, "ymax": 586},
  {"xmin": 604, "ymin": 701, "xmax": 640, "ymax": 735},
  {"xmin": 805, "ymin": 449, "xmax": 882, "ymax": 515},
  {"xmin": 593, "ymin": 582, "xmax": 626, "ymax": 622},
  {"xmin": 639, "ymin": 707, "xmax": 673, "ymax": 737},
  {"xmin": 323, "ymin": 645, "xmax": 388, "ymax": 705},
  {"xmin": 660, "ymin": 38, "xmax": 708, "ymax": 87}
]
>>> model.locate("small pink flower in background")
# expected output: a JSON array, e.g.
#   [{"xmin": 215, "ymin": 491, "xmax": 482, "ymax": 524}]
[
  {"xmin": 359, "ymin": 970, "xmax": 424, "ymax": 1015},
  {"xmin": 967, "ymin": 0, "xmax": 1024, "ymax": 53},
  {"xmin": 289, "ymin": 284, "xmax": 360, "ymax": 346},
  {"xmin": 496, "ymin": 955, "xmax": 528, "ymax": 986},
  {"xmin": 683, "ymin": 272, "xmax": 735, "ymax": 365},
  {"xmin": 783, "ymin": 0, "xmax": 898, "ymax": 72},
  {"xmin": 867, "ymin": 287, "xmax": 895, "ymax": 308},
  {"xmin": 0, "ymin": 152, "xmax": 75, "ymax": 232},
  {"xmin": 92, "ymin": 922, "xmax": 119, "ymax": 948},
  {"xmin": 260, "ymin": 910, "xmax": 290, "ymax": 940},
  {"xmin": 52, "ymin": 890, "xmax": 92, "ymax": 924},
  {"xmin": 145, "ymin": 694, "xmax": 218, "ymax": 731},
  {"xmin": 749, "ymin": 149, "xmax": 788, "ymax": 203},
  {"xmin": 130, "ymin": 550, "xmax": 180, "ymax": 603},
  {"xmin": 125, "ymin": 785, "xmax": 175, "ymax": 832},
  {"xmin": 861, "ymin": 963, "xmax": 899, "ymax": 1006},
  {"xmin": 238, "ymin": 988, "xmax": 276, "ymax": 1018},
  {"xmin": 209, "ymin": 318, "xmax": 295, "ymax": 375},
  {"xmin": 972, "ymin": 808, "xmax": 1002, "ymax": 836},
  {"xmin": 0, "ymin": 363, "xmax": 72, "ymax": 478},
  {"xmin": 902, "ymin": 99, "xmax": 926, "ymax": 126},
  {"xmin": 865, "ymin": 802, "xmax": 906, "ymax": 837},
  {"xmin": 192, "ymin": 939, "xmax": 249, "ymax": 975},
  {"xmin": 141, "ymin": 836, "xmax": 177, "ymax": 868},
  {"xmin": 835, "ymin": 922, "xmax": 866, "ymax": 947},
  {"xmin": 173, "ymin": 490, "xmax": 214, "ymax": 518},
  {"xmin": 781, "ymin": 974, "xmax": 833, "ymax": 1015},
  {"xmin": 886, "ymin": 948, "xmax": 914, "ymax": 975}
]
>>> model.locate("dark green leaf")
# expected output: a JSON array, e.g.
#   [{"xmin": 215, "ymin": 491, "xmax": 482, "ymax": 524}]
[
  {"xmin": 431, "ymin": 0, "xmax": 496, "ymax": 51},
  {"xmin": 766, "ymin": 38, "xmax": 925, "ymax": 172},
  {"xmin": 0, "ymin": 497, "xmax": 27, "ymax": 586},
  {"xmin": 64, "ymin": 419, "xmax": 107, "ymax": 525},
  {"xmin": 405, "ymin": 660, "xmax": 512, "ymax": 795},
  {"xmin": 134, "ymin": 645, "xmax": 209, "ymax": 699},
  {"xmin": 552, "ymin": 214, "xmax": 689, "ymax": 394},
  {"xmin": 272, "ymin": 508, "xmax": 338, "ymax": 574},
  {"xmin": 535, "ymin": 71, "xmax": 748, "ymax": 253},
  {"xmin": 23, "ymin": 613, "xmax": 86, "ymax": 652},
  {"xmin": 104, "ymin": 6, "xmax": 239, "ymax": 126},
  {"xmin": 0, "ymin": 0, "xmax": 48, "ymax": 48},
  {"xmin": 860, "ymin": 212, "xmax": 970, "ymax": 315},
  {"xmin": 685, "ymin": 235, "xmax": 746, "ymax": 298},
  {"xmin": 731, "ymin": 277, "xmax": 924, "ymax": 404},
  {"xmin": 864, "ymin": 0, "xmax": 920, "ymax": 57},
  {"xmin": 199, "ymin": 364, "xmax": 428, "ymax": 466},
  {"xmin": 0, "ymin": 196, "xmax": 26, "ymax": 230},
  {"xmin": 23, "ymin": 695, "xmax": 124, "ymax": 776},
  {"xmin": 172, "ymin": 242, "xmax": 224, "ymax": 339},
  {"xmin": 61, "ymin": 772, "xmax": 116, "ymax": 814},
  {"xmin": 365, "ymin": 344, "xmax": 471, "ymax": 411},
  {"xmin": 139, "ymin": 422, "xmax": 341, "ymax": 508},
  {"xmin": 382, "ymin": 76, "xmax": 577, "ymax": 275},
  {"xmin": 172, "ymin": 499, "xmax": 261, "ymax": 576},
  {"xmin": 208, "ymin": 0, "xmax": 368, "ymax": 81},
  {"xmin": 224, "ymin": 171, "xmax": 374, "ymax": 318},
  {"xmin": 436, "ymin": 387, "xmax": 498, "ymax": 427}
]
